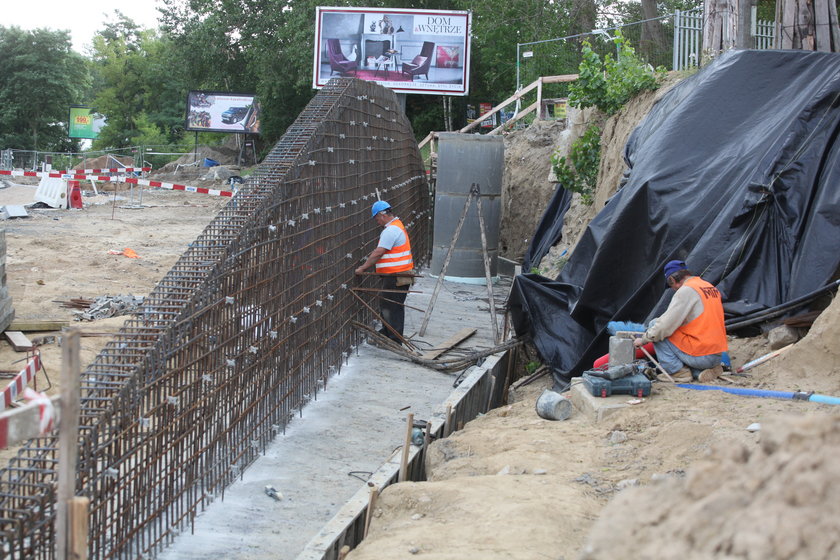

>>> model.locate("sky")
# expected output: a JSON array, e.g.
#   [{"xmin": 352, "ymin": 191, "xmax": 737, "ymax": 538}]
[{"xmin": 4, "ymin": 0, "xmax": 164, "ymax": 54}]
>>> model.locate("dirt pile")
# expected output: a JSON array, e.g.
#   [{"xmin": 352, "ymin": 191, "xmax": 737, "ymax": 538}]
[
  {"xmin": 156, "ymin": 144, "xmax": 240, "ymax": 173},
  {"xmin": 757, "ymin": 293, "xmax": 840, "ymax": 395},
  {"xmin": 500, "ymin": 119, "xmax": 567, "ymax": 261},
  {"xmin": 74, "ymin": 154, "xmax": 135, "ymax": 170},
  {"xmin": 581, "ymin": 413, "xmax": 840, "ymax": 560}
]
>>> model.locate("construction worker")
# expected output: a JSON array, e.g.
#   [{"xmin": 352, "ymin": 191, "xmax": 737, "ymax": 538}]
[
  {"xmin": 355, "ymin": 200, "xmax": 414, "ymax": 342},
  {"xmin": 633, "ymin": 260, "xmax": 727, "ymax": 382}
]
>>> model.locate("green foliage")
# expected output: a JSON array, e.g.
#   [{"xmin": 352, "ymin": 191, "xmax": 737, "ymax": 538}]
[
  {"xmin": 525, "ymin": 361, "xmax": 541, "ymax": 374},
  {"xmin": 551, "ymin": 124, "xmax": 601, "ymax": 205},
  {"xmin": 569, "ymin": 32, "xmax": 665, "ymax": 115},
  {"xmin": 91, "ymin": 13, "xmax": 189, "ymax": 149},
  {"xmin": 0, "ymin": 26, "xmax": 87, "ymax": 151}
]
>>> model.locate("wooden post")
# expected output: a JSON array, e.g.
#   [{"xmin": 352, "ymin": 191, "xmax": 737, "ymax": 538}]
[
  {"xmin": 473, "ymin": 185, "xmax": 499, "ymax": 344},
  {"xmin": 363, "ymin": 484, "xmax": 379, "ymax": 538},
  {"xmin": 56, "ymin": 329, "xmax": 81, "ymax": 560},
  {"xmin": 399, "ymin": 412, "xmax": 414, "ymax": 482},
  {"xmin": 68, "ymin": 497, "xmax": 90, "ymax": 560},
  {"xmin": 419, "ymin": 188, "xmax": 474, "ymax": 336}
]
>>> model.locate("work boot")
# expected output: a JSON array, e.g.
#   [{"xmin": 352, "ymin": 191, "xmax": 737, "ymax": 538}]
[
  {"xmin": 698, "ymin": 364, "xmax": 723, "ymax": 383},
  {"xmin": 657, "ymin": 367, "xmax": 692, "ymax": 382}
]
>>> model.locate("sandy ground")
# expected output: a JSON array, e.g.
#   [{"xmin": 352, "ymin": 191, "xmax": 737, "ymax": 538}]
[
  {"xmin": 0, "ymin": 180, "xmax": 228, "ymax": 464},
  {"xmin": 344, "ymin": 75, "xmax": 840, "ymax": 560}
]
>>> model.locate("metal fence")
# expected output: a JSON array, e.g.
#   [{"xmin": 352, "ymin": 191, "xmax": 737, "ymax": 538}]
[
  {"xmin": 673, "ymin": 8, "xmax": 777, "ymax": 70},
  {"xmin": 0, "ymin": 144, "xmax": 229, "ymax": 174},
  {"xmin": 0, "ymin": 78, "xmax": 431, "ymax": 559}
]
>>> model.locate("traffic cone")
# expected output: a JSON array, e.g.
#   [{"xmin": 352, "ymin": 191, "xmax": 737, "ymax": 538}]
[{"xmin": 68, "ymin": 181, "xmax": 83, "ymax": 209}]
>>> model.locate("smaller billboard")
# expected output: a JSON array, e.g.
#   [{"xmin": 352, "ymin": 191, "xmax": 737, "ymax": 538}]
[
  {"xmin": 68, "ymin": 106, "xmax": 105, "ymax": 139},
  {"xmin": 185, "ymin": 91, "xmax": 261, "ymax": 134}
]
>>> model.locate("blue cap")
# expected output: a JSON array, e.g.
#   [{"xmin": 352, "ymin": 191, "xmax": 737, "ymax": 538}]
[
  {"xmin": 371, "ymin": 200, "xmax": 391, "ymax": 218},
  {"xmin": 663, "ymin": 260, "xmax": 687, "ymax": 279}
]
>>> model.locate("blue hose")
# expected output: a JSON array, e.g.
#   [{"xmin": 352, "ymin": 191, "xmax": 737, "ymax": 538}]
[
  {"xmin": 808, "ymin": 394, "xmax": 840, "ymax": 406},
  {"xmin": 677, "ymin": 383, "xmax": 840, "ymax": 405}
]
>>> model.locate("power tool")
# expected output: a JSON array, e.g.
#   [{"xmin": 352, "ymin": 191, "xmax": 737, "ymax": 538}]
[{"xmin": 581, "ymin": 361, "xmax": 652, "ymax": 398}]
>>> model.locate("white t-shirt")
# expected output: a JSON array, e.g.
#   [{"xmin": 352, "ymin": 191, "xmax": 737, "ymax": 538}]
[{"xmin": 377, "ymin": 218, "xmax": 406, "ymax": 250}]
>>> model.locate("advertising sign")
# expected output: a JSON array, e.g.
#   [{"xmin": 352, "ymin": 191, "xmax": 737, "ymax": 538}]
[
  {"xmin": 185, "ymin": 91, "xmax": 262, "ymax": 134},
  {"xmin": 68, "ymin": 106, "xmax": 105, "ymax": 139},
  {"xmin": 313, "ymin": 7, "xmax": 471, "ymax": 96}
]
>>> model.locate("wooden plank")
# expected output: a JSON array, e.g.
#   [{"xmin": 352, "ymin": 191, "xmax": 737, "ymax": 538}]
[
  {"xmin": 9, "ymin": 320, "xmax": 70, "ymax": 332},
  {"xmin": 814, "ymin": 0, "xmax": 831, "ymax": 50},
  {"xmin": 68, "ymin": 496, "xmax": 90, "ymax": 560},
  {"xmin": 421, "ymin": 327, "xmax": 477, "ymax": 361},
  {"xmin": 488, "ymin": 102, "xmax": 537, "ymax": 135},
  {"xmin": 829, "ymin": 0, "xmax": 840, "ymax": 49},
  {"xmin": 56, "ymin": 329, "xmax": 81, "ymax": 560},
  {"xmin": 4, "ymin": 330, "xmax": 33, "ymax": 351}
]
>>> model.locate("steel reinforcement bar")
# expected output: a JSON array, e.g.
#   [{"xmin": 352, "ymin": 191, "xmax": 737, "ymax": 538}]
[{"xmin": 0, "ymin": 78, "xmax": 431, "ymax": 559}]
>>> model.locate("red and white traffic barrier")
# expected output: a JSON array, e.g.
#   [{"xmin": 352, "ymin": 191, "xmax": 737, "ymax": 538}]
[
  {"xmin": 0, "ymin": 354, "xmax": 42, "ymax": 412},
  {"xmin": 1, "ymin": 168, "xmax": 234, "ymax": 197}
]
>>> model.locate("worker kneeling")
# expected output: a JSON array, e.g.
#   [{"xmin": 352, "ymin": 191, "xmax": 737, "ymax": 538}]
[
  {"xmin": 633, "ymin": 260, "xmax": 727, "ymax": 382},
  {"xmin": 355, "ymin": 201, "xmax": 414, "ymax": 343}
]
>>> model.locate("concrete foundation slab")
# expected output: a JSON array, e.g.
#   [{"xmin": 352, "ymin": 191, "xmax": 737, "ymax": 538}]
[
  {"xmin": 569, "ymin": 381, "xmax": 631, "ymax": 423},
  {"xmin": 159, "ymin": 271, "xmax": 509, "ymax": 560}
]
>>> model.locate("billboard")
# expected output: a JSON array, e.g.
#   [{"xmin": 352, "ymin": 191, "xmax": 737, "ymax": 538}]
[
  {"xmin": 313, "ymin": 7, "xmax": 471, "ymax": 96},
  {"xmin": 185, "ymin": 91, "xmax": 261, "ymax": 134},
  {"xmin": 68, "ymin": 106, "xmax": 106, "ymax": 139}
]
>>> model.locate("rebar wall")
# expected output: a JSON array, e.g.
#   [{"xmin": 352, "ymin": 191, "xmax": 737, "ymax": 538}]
[{"xmin": 0, "ymin": 79, "xmax": 431, "ymax": 559}]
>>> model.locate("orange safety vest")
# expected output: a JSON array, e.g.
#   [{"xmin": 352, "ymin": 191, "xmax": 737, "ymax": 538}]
[
  {"xmin": 375, "ymin": 219, "xmax": 413, "ymax": 274},
  {"xmin": 669, "ymin": 276, "xmax": 728, "ymax": 356}
]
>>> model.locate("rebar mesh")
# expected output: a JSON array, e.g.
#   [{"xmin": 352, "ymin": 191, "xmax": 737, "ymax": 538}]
[{"xmin": 0, "ymin": 78, "xmax": 431, "ymax": 559}]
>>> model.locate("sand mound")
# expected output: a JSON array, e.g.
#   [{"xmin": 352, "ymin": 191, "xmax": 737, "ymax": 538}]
[
  {"xmin": 74, "ymin": 154, "xmax": 135, "ymax": 170},
  {"xmin": 747, "ymin": 294, "xmax": 840, "ymax": 395},
  {"xmin": 580, "ymin": 412, "xmax": 840, "ymax": 560},
  {"xmin": 157, "ymin": 145, "xmax": 240, "ymax": 173},
  {"xmin": 500, "ymin": 119, "xmax": 567, "ymax": 261}
]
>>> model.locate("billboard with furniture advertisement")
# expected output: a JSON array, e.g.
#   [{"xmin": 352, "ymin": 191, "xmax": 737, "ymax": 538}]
[{"xmin": 313, "ymin": 7, "xmax": 471, "ymax": 95}]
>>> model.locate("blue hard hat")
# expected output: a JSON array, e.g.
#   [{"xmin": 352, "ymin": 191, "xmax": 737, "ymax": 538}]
[
  {"xmin": 371, "ymin": 200, "xmax": 391, "ymax": 218},
  {"xmin": 663, "ymin": 260, "xmax": 687, "ymax": 279}
]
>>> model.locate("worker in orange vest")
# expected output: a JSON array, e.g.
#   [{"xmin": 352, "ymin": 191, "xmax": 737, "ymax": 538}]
[
  {"xmin": 633, "ymin": 260, "xmax": 727, "ymax": 382},
  {"xmin": 355, "ymin": 201, "xmax": 414, "ymax": 342}
]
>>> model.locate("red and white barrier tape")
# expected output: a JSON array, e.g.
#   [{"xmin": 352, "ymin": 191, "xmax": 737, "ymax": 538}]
[
  {"xmin": 22, "ymin": 387, "xmax": 55, "ymax": 434},
  {"xmin": 0, "ymin": 167, "xmax": 150, "ymax": 177},
  {"xmin": 0, "ymin": 354, "xmax": 42, "ymax": 412},
  {"xmin": 0, "ymin": 168, "xmax": 234, "ymax": 197}
]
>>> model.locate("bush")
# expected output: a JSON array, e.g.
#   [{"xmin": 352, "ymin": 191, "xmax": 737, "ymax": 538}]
[
  {"xmin": 551, "ymin": 124, "xmax": 601, "ymax": 205},
  {"xmin": 569, "ymin": 32, "xmax": 665, "ymax": 115}
]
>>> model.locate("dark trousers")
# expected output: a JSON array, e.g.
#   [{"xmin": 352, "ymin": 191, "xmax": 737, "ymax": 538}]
[{"xmin": 380, "ymin": 275, "xmax": 409, "ymax": 340}]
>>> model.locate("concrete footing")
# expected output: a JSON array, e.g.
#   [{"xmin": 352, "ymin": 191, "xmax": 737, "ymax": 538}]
[{"xmin": 569, "ymin": 381, "xmax": 631, "ymax": 423}]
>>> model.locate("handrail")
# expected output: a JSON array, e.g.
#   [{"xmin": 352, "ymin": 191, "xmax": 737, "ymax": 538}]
[{"xmin": 418, "ymin": 74, "xmax": 578, "ymax": 152}]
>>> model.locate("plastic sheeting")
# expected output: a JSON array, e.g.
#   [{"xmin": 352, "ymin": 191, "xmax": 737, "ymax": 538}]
[
  {"xmin": 509, "ymin": 49, "xmax": 840, "ymax": 382},
  {"xmin": 522, "ymin": 185, "xmax": 572, "ymax": 272}
]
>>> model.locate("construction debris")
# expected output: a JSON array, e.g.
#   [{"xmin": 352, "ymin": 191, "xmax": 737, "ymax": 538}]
[{"xmin": 66, "ymin": 295, "xmax": 144, "ymax": 321}]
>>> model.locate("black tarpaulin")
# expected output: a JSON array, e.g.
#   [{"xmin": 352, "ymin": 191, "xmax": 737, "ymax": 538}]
[{"xmin": 509, "ymin": 49, "xmax": 840, "ymax": 382}]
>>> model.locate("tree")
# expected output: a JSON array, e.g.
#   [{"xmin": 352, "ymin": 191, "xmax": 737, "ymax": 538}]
[
  {"xmin": 0, "ymin": 26, "xmax": 87, "ymax": 151},
  {"xmin": 90, "ymin": 12, "xmax": 189, "ymax": 149}
]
